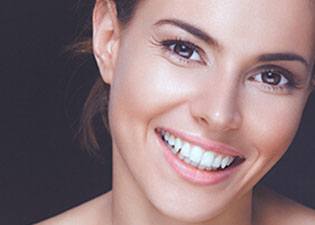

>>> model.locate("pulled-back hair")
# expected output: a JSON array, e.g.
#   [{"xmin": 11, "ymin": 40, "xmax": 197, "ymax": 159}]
[
  {"xmin": 77, "ymin": 0, "xmax": 315, "ymax": 155},
  {"xmin": 77, "ymin": 0, "xmax": 140, "ymax": 153}
]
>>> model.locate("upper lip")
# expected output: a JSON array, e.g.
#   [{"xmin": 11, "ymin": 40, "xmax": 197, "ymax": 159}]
[{"xmin": 157, "ymin": 127, "xmax": 244, "ymax": 158}]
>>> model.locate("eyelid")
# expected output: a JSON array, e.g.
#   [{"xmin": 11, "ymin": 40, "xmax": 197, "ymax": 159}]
[
  {"xmin": 151, "ymin": 36, "xmax": 208, "ymax": 66},
  {"xmin": 163, "ymin": 39, "xmax": 205, "ymax": 62},
  {"xmin": 252, "ymin": 70, "xmax": 289, "ymax": 86},
  {"xmin": 254, "ymin": 65, "xmax": 296, "ymax": 85},
  {"xmin": 246, "ymin": 64, "xmax": 302, "ymax": 94}
]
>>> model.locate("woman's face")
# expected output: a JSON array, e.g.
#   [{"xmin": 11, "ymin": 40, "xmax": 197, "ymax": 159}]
[{"xmin": 96, "ymin": 0, "xmax": 315, "ymax": 222}]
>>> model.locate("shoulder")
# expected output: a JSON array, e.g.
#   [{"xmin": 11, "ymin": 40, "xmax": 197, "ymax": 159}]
[
  {"xmin": 253, "ymin": 186, "xmax": 315, "ymax": 225},
  {"xmin": 35, "ymin": 192, "xmax": 112, "ymax": 225}
]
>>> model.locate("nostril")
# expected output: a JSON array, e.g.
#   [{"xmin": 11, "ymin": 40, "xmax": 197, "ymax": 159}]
[
  {"xmin": 189, "ymin": 93, "xmax": 242, "ymax": 131},
  {"xmin": 195, "ymin": 110, "xmax": 242, "ymax": 131},
  {"xmin": 199, "ymin": 117, "xmax": 208, "ymax": 124}
]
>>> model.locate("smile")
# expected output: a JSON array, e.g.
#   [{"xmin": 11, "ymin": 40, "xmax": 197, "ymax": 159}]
[
  {"xmin": 156, "ymin": 128, "xmax": 245, "ymax": 185},
  {"xmin": 158, "ymin": 129, "xmax": 243, "ymax": 171},
  {"xmin": 165, "ymin": 132, "xmax": 235, "ymax": 170}
]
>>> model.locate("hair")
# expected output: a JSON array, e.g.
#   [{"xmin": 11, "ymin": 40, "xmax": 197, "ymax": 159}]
[
  {"xmin": 77, "ymin": 0, "xmax": 140, "ymax": 154},
  {"xmin": 78, "ymin": 0, "xmax": 315, "ymax": 155}
]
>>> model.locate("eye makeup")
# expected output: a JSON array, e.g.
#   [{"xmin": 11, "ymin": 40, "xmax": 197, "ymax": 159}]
[
  {"xmin": 150, "ymin": 35, "xmax": 208, "ymax": 66},
  {"xmin": 247, "ymin": 64, "xmax": 307, "ymax": 94}
]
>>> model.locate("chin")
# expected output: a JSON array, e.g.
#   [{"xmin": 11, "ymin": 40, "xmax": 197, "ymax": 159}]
[{"xmin": 147, "ymin": 190, "xmax": 236, "ymax": 224}]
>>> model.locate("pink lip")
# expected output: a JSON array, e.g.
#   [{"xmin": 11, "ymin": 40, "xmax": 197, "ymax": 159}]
[
  {"xmin": 158, "ymin": 127, "xmax": 244, "ymax": 157},
  {"xmin": 156, "ymin": 131, "xmax": 241, "ymax": 185}
]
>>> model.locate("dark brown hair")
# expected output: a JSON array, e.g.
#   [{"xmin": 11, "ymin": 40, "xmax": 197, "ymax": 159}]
[
  {"xmin": 78, "ymin": 0, "xmax": 140, "ymax": 153},
  {"xmin": 78, "ymin": 0, "xmax": 315, "ymax": 154}
]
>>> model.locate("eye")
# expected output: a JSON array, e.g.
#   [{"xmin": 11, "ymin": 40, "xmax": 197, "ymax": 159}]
[
  {"xmin": 249, "ymin": 65, "xmax": 298, "ymax": 90},
  {"xmin": 161, "ymin": 39, "xmax": 203, "ymax": 63},
  {"xmin": 253, "ymin": 70, "xmax": 289, "ymax": 86},
  {"xmin": 168, "ymin": 41, "xmax": 201, "ymax": 61},
  {"xmin": 247, "ymin": 65, "xmax": 302, "ymax": 93}
]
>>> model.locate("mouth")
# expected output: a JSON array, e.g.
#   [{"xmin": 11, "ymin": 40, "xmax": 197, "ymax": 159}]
[{"xmin": 155, "ymin": 128, "xmax": 245, "ymax": 184}]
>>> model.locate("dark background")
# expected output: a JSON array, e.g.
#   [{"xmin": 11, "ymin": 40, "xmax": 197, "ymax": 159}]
[{"xmin": 1, "ymin": 1, "xmax": 315, "ymax": 224}]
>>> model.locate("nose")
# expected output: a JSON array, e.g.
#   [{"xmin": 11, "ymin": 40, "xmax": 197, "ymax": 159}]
[{"xmin": 189, "ymin": 81, "xmax": 242, "ymax": 132}]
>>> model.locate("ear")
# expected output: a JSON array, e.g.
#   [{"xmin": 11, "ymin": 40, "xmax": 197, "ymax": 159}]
[{"xmin": 93, "ymin": 0, "xmax": 120, "ymax": 84}]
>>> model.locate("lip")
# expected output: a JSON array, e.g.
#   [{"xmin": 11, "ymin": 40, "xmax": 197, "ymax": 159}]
[
  {"xmin": 156, "ymin": 127, "xmax": 244, "ymax": 158},
  {"xmin": 156, "ymin": 130, "xmax": 242, "ymax": 185}
]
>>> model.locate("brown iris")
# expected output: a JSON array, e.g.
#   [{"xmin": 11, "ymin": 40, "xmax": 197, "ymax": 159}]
[{"xmin": 261, "ymin": 71, "xmax": 282, "ymax": 85}]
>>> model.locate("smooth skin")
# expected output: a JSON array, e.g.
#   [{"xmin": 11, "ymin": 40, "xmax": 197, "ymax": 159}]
[{"xmin": 38, "ymin": 0, "xmax": 315, "ymax": 224}]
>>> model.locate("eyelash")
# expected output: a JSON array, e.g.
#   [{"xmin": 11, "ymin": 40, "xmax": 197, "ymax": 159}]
[
  {"xmin": 152, "ymin": 37, "xmax": 206, "ymax": 65},
  {"xmin": 248, "ymin": 66, "xmax": 299, "ymax": 93},
  {"xmin": 151, "ymin": 37, "xmax": 300, "ymax": 93}
]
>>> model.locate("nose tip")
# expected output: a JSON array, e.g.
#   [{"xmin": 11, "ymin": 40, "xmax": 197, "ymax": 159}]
[
  {"xmin": 198, "ymin": 109, "xmax": 242, "ymax": 131},
  {"xmin": 191, "ymin": 93, "xmax": 243, "ymax": 132}
]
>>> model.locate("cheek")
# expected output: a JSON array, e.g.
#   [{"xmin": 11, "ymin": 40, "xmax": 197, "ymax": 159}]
[
  {"xmin": 107, "ymin": 46, "xmax": 179, "ymax": 154},
  {"xmin": 245, "ymin": 93, "xmax": 307, "ymax": 163},
  {"xmin": 108, "ymin": 64, "xmax": 166, "ymax": 128},
  {"xmin": 108, "ymin": 51, "xmax": 196, "ymax": 127}
]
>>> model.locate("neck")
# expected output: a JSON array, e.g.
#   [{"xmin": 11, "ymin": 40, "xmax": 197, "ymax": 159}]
[{"xmin": 111, "ymin": 147, "xmax": 253, "ymax": 225}]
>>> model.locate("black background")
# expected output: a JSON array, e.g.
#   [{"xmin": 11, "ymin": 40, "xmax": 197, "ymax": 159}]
[{"xmin": 1, "ymin": 1, "xmax": 315, "ymax": 224}]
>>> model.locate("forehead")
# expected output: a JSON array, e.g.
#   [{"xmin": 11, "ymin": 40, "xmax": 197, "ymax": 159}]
[
  {"xmin": 132, "ymin": 0, "xmax": 315, "ymax": 59},
  {"xmin": 135, "ymin": 0, "xmax": 315, "ymax": 27}
]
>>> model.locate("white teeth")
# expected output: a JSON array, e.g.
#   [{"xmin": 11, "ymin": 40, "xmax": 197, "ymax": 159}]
[
  {"xmin": 190, "ymin": 146, "xmax": 203, "ymax": 165},
  {"xmin": 164, "ymin": 132, "xmax": 170, "ymax": 141},
  {"xmin": 213, "ymin": 155, "xmax": 223, "ymax": 169},
  {"xmin": 199, "ymin": 151, "xmax": 215, "ymax": 169},
  {"xmin": 161, "ymin": 131, "xmax": 237, "ymax": 171},
  {"xmin": 228, "ymin": 157, "xmax": 234, "ymax": 165},
  {"xmin": 180, "ymin": 143, "xmax": 191, "ymax": 159},
  {"xmin": 170, "ymin": 146, "xmax": 178, "ymax": 155},
  {"xmin": 174, "ymin": 138, "xmax": 182, "ymax": 153},
  {"xmin": 168, "ymin": 135, "xmax": 175, "ymax": 146},
  {"xmin": 221, "ymin": 156, "xmax": 230, "ymax": 169}
]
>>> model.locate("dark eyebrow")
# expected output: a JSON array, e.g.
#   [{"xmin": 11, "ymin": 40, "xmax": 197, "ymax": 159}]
[
  {"xmin": 154, "ymin": 19, "xmax": 310, "ymax": 69},
  {"xmin": 154, "ymin": 19, "xmax": 221, "ymax": 49},
  {"xmin": 257, "ymin": 53, "xmax": 309, "ymax": 68}
]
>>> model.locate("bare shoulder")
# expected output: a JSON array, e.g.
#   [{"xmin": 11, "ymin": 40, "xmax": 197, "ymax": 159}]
[
  {"xmin": 35, "ymin": 191, "xmax": 112, "ymax": 225},
  {"xmin": 253, "ymin": 186, "xmax": 315, "ymax": 225}
]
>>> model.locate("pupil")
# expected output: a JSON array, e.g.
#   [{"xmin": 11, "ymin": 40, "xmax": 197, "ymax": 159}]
[
  {"xmin": 175, "ymin": 43, "xmax": 193, "ymax": 58},
  {"xmin": 262, "ymin": 71, "xmax": 281, "ymax": 85}
]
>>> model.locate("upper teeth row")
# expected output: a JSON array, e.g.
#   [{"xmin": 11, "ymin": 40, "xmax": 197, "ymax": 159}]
[{"xmin": 162, "ymin": 131, "xmax": 235, "ymax": 170}]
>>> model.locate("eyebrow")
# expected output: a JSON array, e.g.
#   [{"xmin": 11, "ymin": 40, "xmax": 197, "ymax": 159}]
[
  {"xmin": 154, "ymin": 19, "xmax": 309, "ymax": 68},
  {"xmin": 154, "ymin": 19, "xmax": 221, "ymax": 49},
  {"xmin": 257, "ymin": 53, "xmax": 309, "ymax": 68}
]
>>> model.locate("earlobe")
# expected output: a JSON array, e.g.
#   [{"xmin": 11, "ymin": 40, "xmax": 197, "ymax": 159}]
[{"xmin": 93, "ymin": 0, "xmax": 120, "ymax": 85}]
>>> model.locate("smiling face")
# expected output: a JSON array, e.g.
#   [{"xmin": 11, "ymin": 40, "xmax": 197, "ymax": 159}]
[{"xmin": 93, "ymin": 0, "xmax": 315, "ymax": 223}]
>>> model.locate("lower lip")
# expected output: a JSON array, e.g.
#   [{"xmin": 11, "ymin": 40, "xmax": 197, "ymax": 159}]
[{"xmin": 157, "ymin": 134, "xmax": 240, "ymax": 185}]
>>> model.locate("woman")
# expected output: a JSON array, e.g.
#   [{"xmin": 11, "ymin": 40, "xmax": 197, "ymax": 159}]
[{"xmin": 39, "ymin": 0, "xmax": 315, "ymax": 224}]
